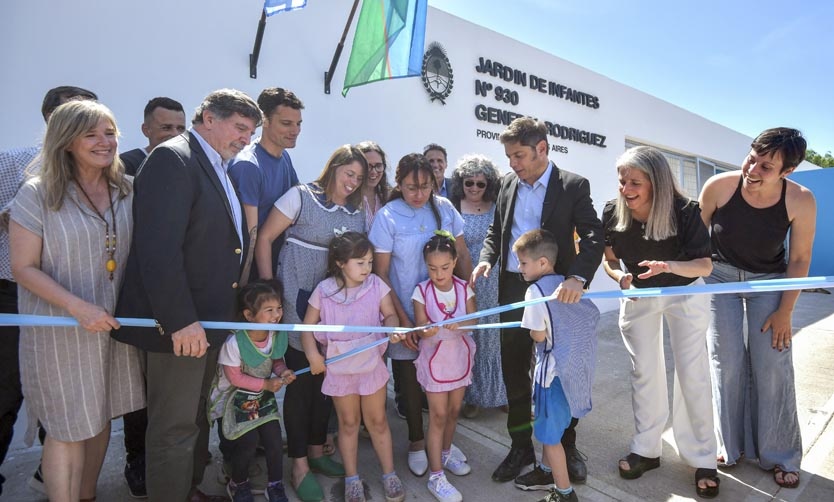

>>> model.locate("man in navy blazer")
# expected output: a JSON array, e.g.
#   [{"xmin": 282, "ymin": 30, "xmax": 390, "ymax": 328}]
[
  {"xmin": 114, "ymin": 89, "xmax": 262, "ymax": 502},
  {"xmin": 473, "ymin": 117, "xmax": 604, "ymax": 490}
]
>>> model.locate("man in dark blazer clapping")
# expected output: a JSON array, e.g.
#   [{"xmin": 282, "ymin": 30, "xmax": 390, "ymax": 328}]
[
  {"xmin": 113, "ymin": 89, "xmax": 262, "ymax": 502},
  {"xmin": 472, "ymin": 117, "xmax": 604, "ymax": 490}
]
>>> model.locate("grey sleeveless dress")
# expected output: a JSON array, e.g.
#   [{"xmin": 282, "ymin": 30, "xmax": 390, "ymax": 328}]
[{"xmin": 276, "ymin": 184, "xmax": 365, "ymax": 350}]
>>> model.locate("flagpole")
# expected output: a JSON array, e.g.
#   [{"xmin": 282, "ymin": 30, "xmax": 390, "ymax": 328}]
[
  {"xmin": 324, "ymin": 0, "xmax": 362, "ymax": 94},
  {"xmin": 250, "ymin": 10, "xmax": 268, "ymax": 79}
]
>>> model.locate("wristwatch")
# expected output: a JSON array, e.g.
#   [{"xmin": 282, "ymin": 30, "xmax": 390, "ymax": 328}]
[{"xmin": 567, "ymin": 275, "xmax": 587, "ymax": 288}]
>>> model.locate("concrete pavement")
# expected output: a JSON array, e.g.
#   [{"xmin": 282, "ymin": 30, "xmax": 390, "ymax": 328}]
[{"xmin": 2, "ymin": 289, "xmax": 833, "ymax": 501}]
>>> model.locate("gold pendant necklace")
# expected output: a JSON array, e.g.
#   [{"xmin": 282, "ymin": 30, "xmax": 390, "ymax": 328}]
[{"xmin": 75, "ymin": 180, "xmax": 117, "ymax": 281}]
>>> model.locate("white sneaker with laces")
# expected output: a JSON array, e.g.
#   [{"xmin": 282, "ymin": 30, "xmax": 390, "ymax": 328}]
[
  {"xmin": 443, "ymin": 451, "xmax": 472, "ymax": 476},
  {"xmin": 449, "ymin": 443, "xmax": 467, "ymax": 462},
  {"xmin": 427, "ymin": 473, "xmax": 463, "ymax": 502},
  {"xmin": 408, "ymin": 450, "xmax": 428, "ymax": 476}
]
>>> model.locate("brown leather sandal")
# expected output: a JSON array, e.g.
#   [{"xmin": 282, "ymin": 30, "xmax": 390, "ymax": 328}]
[{"xmin": 773, "ymin": 466, "xmax": 800, "ymax": 489}]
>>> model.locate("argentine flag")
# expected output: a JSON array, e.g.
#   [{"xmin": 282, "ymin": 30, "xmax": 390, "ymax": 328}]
[{"xmin": 264, "ymin": 0, "xmax": 307, "ymax": 17}]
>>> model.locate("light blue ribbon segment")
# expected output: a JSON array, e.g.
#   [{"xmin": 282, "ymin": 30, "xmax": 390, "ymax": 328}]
[
  {"xmin": 424, "ymin": 276, "xmax": 834, "ymax": 329},
  {"xmin": 0, "ymin": 315, "xmax": 519, "ymax": 333},
  {"xmin": 293, "ymin": 320, "xmax": 523, "ymax": 376},
  {"xmin": 0, "ymin": 312, "xmax": 522, "ymax": 377}
]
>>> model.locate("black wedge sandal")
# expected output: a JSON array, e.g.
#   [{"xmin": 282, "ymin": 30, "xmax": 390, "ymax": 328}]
[
  {"xmin": 618, "ymin": 453, "xmax": 660, "ymax": 480},
  {"xmin": 695, "ymin": 468, "xmax": 720, "ymax": 499}
]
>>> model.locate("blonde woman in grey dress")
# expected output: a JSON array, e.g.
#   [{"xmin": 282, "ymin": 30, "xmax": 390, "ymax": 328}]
[{"xmin": 9, "ymin": 100, "xmax": 144, "ymax": 502}]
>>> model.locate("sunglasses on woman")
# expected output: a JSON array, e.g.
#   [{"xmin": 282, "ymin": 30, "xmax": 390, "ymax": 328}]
[{"xmin": 464, "ymin": 180, "xmax": 487, "ymax": 188}]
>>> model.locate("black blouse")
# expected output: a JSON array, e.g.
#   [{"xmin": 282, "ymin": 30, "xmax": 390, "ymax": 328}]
[{"xmin": 603, "ymin": 197, "xmax": 711, "ymax": 288}]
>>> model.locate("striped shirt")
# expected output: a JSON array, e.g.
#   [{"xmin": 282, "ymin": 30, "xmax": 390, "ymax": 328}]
[
  {"xmin": 0, "ymin": 146, "xmax": 39, "ymax": 280},
  {"xmin": 521, "ymin": 274, "xmax": 599, "ymax": 418}
]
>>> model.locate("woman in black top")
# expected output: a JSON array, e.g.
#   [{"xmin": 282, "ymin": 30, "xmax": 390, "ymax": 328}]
[
  {"xmin": 603, "ymin": 146, "xmax": 719, "ymax": 498},
  {"xmin": 699, "ymin": 128, "xmax": 816, "ymax": 489}
]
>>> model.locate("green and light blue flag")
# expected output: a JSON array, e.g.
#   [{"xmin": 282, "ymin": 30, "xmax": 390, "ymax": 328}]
[{"xmin": 342, "ymin": 0, "xmax": 427, "ymax": 96}]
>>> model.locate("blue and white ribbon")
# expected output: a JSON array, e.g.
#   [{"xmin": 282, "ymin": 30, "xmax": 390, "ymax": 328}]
[
  {"xmin": 424, "ymin": 276, "xmax": 834, "ymax": 329},
  {"xmin": 2, "ymin": 276, "xmax": 831, "ymax": 376},
  {"xmin": 0, "ymin": 314, "xmax": 517, "ymax": 334}
]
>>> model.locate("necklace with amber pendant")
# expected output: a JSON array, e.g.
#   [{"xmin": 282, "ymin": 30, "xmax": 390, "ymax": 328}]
[{"xmin": 76, "ymin": 181, "xmax": 118, "ymax": 280}]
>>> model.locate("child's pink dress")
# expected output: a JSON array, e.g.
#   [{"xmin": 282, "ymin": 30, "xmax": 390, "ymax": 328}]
[
  {"xmin": 310, "ymin": 273, "xmax": 391, "ymax": 396},
  {"xmin": 412, "ymin": 276, "xmax": 476, "ymax": 392}
]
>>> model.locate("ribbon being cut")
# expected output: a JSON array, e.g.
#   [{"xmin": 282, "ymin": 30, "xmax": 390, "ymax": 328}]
[{"xmin": 1, "ymin": 276, "xmax": 832, "ymax": 375}]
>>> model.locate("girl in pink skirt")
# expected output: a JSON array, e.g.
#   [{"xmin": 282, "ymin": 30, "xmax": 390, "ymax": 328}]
[
  {"xmin": 412, "ymin": 232, "xmax": 478, "ymax": 502},
  {"xmin": 302, "ymin": 231, "xmax": 405, "ymax": 502}
]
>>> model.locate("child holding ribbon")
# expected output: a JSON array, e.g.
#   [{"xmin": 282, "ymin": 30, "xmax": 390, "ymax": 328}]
[
  {"xmin": 209, "ymin": 279, "xmax": 296, "ymax": 502},
  {"xmin": 368, "ymin": 153, "xmax": 473, "ymax": 478},
  {"xmin": 413, "ymin": 232, "xmax": 478, "ymax": 502},
  {"xmin": 513, "ymin": 229, "xmax": 600, "ymax": 502},
  {"xmin": 302, "ymin": 231, "xmax": 406, "ymax": 502}
]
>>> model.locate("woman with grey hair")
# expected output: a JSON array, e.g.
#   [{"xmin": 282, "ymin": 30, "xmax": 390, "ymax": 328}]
[
  {"xmin": 602, "ymin": 146, "xmax": 719, "ymax": 498},
  {"xmin": 451, "ymin": 154, "xmax": 507, "ymax": 418}
]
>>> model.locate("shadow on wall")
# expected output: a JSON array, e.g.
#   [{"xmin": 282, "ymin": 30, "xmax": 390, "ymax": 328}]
[{"xmin": 790, "ymin": 169, "xmax": 832, "ymax": 277}]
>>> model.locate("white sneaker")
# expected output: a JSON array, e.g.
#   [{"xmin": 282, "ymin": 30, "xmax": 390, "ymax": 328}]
[
  {"xmin": 449, "ymin": 443, "xmax": 467, "ymax": 462},
  {"xmin": 443, "ymin": 452, "xmax": 471, "ymax": 476},
  {"xmin": 427, "ymin": 472, "xmax": 463, "ymax": 502},
  {"xmin": 408, "ymin": 450, "xmax": 428, "ymax": 476}
]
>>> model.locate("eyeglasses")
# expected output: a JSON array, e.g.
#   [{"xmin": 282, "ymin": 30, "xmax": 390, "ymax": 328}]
[
  {"xmin": 368, "ymin": 163, "xmax": 385, "ymax": 172},
  {"xmin": 464, "ymin": 180, "xmax": 487, "ymax": 189}
]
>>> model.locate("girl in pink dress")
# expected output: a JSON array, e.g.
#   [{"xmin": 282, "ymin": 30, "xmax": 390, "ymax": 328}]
[
  {"xmin": 412, "ymin": 232, "xmax": 478, "ymax": 502},
  {"xmin": 302, "ymin": 232, "xmax": 405, "ymax": 502}
]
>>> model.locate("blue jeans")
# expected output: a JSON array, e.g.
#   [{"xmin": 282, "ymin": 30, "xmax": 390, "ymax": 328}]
[{"xmin": 706, "ymin": 261, "xmax": 802, "ymax": 472}]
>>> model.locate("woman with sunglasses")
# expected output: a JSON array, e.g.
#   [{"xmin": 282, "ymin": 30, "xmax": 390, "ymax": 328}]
[{"xmin": 450, "ymin": 154, "xmax": 507, "ymax": 419}]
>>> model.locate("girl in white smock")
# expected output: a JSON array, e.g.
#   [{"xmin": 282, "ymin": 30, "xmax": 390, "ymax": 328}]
[{"xmin": 413, "ymin": 232, "xmax": 477, "ymax": 502}]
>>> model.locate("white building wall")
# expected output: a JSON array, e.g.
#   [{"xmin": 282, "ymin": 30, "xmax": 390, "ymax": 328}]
[{"xmin": 1, "ymin": 0, "xmax": 815, "ymax": 310}]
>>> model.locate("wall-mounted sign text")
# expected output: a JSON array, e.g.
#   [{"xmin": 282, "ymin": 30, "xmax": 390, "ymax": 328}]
[
  {"xmin": 472, "ymin": 56, "xmax": 607, "ymax": 149},
  {"xmin": 475, "ymin": 58, "xmax": 600, "ymax": 109}
]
